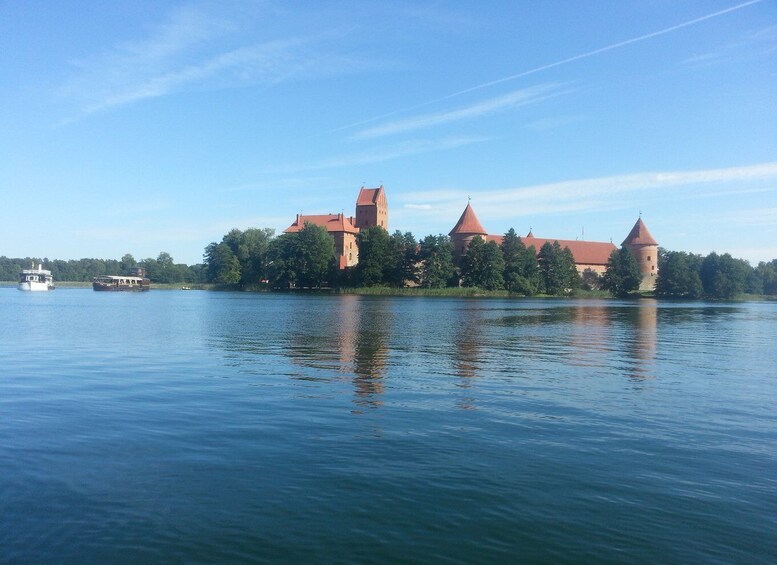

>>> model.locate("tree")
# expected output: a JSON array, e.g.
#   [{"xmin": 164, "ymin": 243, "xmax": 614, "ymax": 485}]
[
  {"xmin": 3, "ymin": 253, "xmax": 199, "ymax": 283},
  {"xmin": 602, "ymin": 246, "xmax": 642, "ymax": 297},
  {"xmin": 266, "ymin": 234, "xmax": 298, "ymax": 288},
  {"xmin": 655, "ymin": 249, "xmax": 703, "ymax": 298},
  {"xmin": 581, "ymin": 268, "xmax": 602, "ymax": 291},
  {"xmin": 700, "ymin": 252, "xmax": 750, "ymax": 299},
  {"xmin": 217, "ymin": 227, "xmax": 274, "ymax": 285},
  {"xmin": 204, "ymin": 242, "xmax": 241, "ymax": 285},
  {"xmin": 356, "ymin": 226, "xmax": 393, "ymax": 286},
  {"xmin": 295, "ymin": 223, "xmax": 335, "ymax": 288},
  {"xmin": 238, "ymin": 228, "xmax": 274, "ymax": 285},
  {"xmin": 561, "ymin": 247, "xmax": 581, "ymax": 291},
  {"xmin": 388, "ymin": 231, "xmax": 419, "ymax": 287},
  {"xmin": 752, "ymin": 260, "xmax": 777, "ymax": 295},
  {"xmin": 149, "ymin": 251, "xmax": 176, "ymax": 283},
  {"xmin": 461, "ymin": 236, "xmax": 485, "ymax": 288},
  {"xmin": 120, "ymin": 253, "xmax": 137, "ymax": 274},
  {"xmin": 501, "ymin": 228, "xmax": 538, "ymax": 294},
  {"xmin": 517, "ymin": 244, "xmax": 540, "ymax": 295},
  {"xmin": 419, "ymin": 234, "xmax": 455, "ymax": 288},
  {"xmin": 538, "ymin": 241, "xmax": 567, "ymax": 295},
  {"xmin": 461, "ymin": 236, "xmax": 504, "ymax": 290}
]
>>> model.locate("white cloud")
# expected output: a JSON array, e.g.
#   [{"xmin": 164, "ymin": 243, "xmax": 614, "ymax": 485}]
[
  {"xmin": 59, "ymin": 5, "xmax": 365, "ymax": 117},
  {"xmin": 397, "ymin": 162, "xmax": 777, "ymax": 221},
  {"xmin": 352, "ymin": 84, "xmax": 565, "ymax": 139}
]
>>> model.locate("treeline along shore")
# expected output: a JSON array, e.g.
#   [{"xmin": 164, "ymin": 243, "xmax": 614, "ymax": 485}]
[
  {"xmin": 0, "ymin": 253, "xmax": 205, "ymax": 285},
  {"xmin": 4, "ymin": 225, "xmax": 777, "ymax": 300}
]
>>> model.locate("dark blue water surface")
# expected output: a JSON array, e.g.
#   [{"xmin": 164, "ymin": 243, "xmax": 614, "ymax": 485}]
[{"xmin": 1, "ymin": 289, "xmax": 775, "ymax": 563}]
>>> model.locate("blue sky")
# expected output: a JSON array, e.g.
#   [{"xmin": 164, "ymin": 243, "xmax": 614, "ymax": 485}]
[{"xmin": 2, "ymin": 0, "xmax": 775, "ymax": 265}]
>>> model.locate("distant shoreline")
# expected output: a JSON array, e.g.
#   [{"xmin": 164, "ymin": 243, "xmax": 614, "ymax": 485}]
[{"xmin": 2, "ymin": 282, "xmax": 774, "ymax": 301}]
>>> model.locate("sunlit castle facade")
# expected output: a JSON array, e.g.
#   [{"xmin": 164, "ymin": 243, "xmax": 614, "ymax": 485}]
[
  {"xmin": 283, "ymin": 186, "xmax": 387, "ymax": 269},
  {"xmin": 283, "ymin": 186, "xmax": 658, "ymax": 291},
  {"xmin": 448, "ymin": 203, "xmax": 658, "ymax": 290}
]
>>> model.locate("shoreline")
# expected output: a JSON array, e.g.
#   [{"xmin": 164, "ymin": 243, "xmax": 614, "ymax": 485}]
[{"xmin": 2, "ymin": 281, "xmax": 775, "ymax": 301}]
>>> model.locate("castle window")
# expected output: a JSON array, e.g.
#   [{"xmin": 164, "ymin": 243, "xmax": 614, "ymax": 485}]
[{"xmin": 648, "ymin": 256, "xmax": 651, "ymax": 261}]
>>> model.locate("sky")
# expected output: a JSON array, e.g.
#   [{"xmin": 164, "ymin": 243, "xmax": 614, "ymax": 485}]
[{"xmin": 1, "ymin": 0, "xmax": 776, "ymax": 266}]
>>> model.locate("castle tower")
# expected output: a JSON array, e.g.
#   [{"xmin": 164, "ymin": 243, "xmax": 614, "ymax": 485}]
[
  {"xmin": 354, "ymin": 185, "xmax": 388, "ymax": 231},
  {"xmin": 449, "ymin": 203, "xmax": 488, "ymax": 264},
  {"xmin": 622, "ymin": 217, "xmax": 659, "ymax": 291}
]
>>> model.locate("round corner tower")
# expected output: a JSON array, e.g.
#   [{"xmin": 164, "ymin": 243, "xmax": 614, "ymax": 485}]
[
  {"xmin": 622, "ymin": 217, "xmax": 659, "ymax": 291},
  {"xmin": 449, "ymin": 203, "xmax": 488, "ymax": 264}
]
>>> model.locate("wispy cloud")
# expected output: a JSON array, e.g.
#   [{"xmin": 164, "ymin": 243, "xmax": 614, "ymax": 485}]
[
  {"xmin": 353, "ymin": 84, "xmax": 565, "ymax": 139},
  {"xmin": 682, "ymin": 23, "xmax": 777, "ymax": 67},
  {"xmin": 336, "ymin": 0, "xmax": 766, "ymax": 133},
  {"xmin": 59, "ymin": 4, "xmax": 363, "ymax": 118},
  {"xmin": 267, "ymin": 135, "xmax": 490, "ymax": 173},
  {"xmin": 698, "ymin": 207, "xmax": 777, "ymax": 227},
  {"xmin": 400, "ymin": 161, "xmax": 777, "ymax": 220}
]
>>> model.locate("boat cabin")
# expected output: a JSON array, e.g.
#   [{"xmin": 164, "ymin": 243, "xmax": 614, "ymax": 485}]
[{"xmin": 92, "ymin": 275, "xmax": 150, "ymax": 291}]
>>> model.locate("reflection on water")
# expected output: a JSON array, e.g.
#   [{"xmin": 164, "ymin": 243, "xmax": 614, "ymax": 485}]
[
  {"xmin": 352, "ymin": 298, "xmax": 389, "ymax": 408},
  {"xmin": 626, "ymin": 301, "xmax": 658, "ymax": 380},
  {"xmin": 453, "ymin": 303, "xmax": 485, "ymax": 382},
  {"xmin": 452, "ymin": 303, "xmax": 489, "ymax": 410},
  {"xmin": 214, "ymin": 295, "xmax": 391, "ymax": 408},
  {"xmin": 3, "ymin": 290, "xmax": 776, "ymax": 564},
  {"xmin": 211, "ymin": 297, "xmax": 663, "ymax": 408}
]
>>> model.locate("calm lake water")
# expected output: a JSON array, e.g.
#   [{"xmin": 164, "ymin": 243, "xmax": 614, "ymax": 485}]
[{"xmin": 1, "ymin": 288, "xmax": 775, "ymax": 563}]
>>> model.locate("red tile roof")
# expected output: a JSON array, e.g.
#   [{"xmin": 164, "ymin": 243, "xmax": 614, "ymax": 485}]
[
  {"xmin": 284, "ymin": 213, "xmax": 359, "ymax": 234},
  {"xmin": 449, "ymin": 203, "xmax": 487, "ymax": 236},
  {"xmin": 487, "ymin": 234, "xmax": 617, "ymax": 266},
  {"xmin": 622, "ymin": 218, "xmax": 658, "ymax": 246},
  {"xmin": 356, "ymin": 186, "xmax": 384, "ymax": 206}
]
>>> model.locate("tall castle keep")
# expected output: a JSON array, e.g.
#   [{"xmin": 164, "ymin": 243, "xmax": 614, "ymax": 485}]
[
  {"xmin": 283, "ymin": 186, "xmax": 658, "ymax": 290},
  {"xmin": 354, "ymin": 186, "xmax": 388, "ymax": 230}
]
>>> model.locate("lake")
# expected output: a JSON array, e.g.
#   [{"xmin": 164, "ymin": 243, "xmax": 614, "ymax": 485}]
[{"xmin": 1, "ymin": 289, "xmax": 775, "ymax": 563}]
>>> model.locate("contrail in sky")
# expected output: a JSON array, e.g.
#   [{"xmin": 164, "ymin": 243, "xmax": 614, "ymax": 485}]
[{"xmin": 334, "ymin": 0, "xmax": 765, "ymax": 132}]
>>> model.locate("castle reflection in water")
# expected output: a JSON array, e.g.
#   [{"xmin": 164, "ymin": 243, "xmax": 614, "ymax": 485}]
[{"xmin": 213, "ymin": 296, "xmax": 659, "ymax": 410}]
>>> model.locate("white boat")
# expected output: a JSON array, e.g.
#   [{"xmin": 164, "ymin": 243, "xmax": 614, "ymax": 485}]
[{"xmin": 18, "ymin": 263, "xmax": 55, "ymax": 291}]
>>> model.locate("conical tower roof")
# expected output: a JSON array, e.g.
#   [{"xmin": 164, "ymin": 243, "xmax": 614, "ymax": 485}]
[
  {"xmin": 449, "ymin": 203, "xmax": 487, "ymax": 236},
  {"xmin": 622, "ymin": 217, "xmax": 658, "ymax": 246}
]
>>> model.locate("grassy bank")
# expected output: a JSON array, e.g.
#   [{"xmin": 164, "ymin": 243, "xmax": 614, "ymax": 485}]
[
  {"xmin": 333, "ymin": 286, "xmax": 615, "ymax": 298},
  {"xmin": 150, "ymin": 283, "xmax": 214, "ymax": 290}
]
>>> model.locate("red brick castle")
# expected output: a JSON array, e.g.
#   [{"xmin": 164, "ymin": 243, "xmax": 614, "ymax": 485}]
[{"xmin": 284, "ymin": 186, "xmax": 658, "ymax": 289}]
